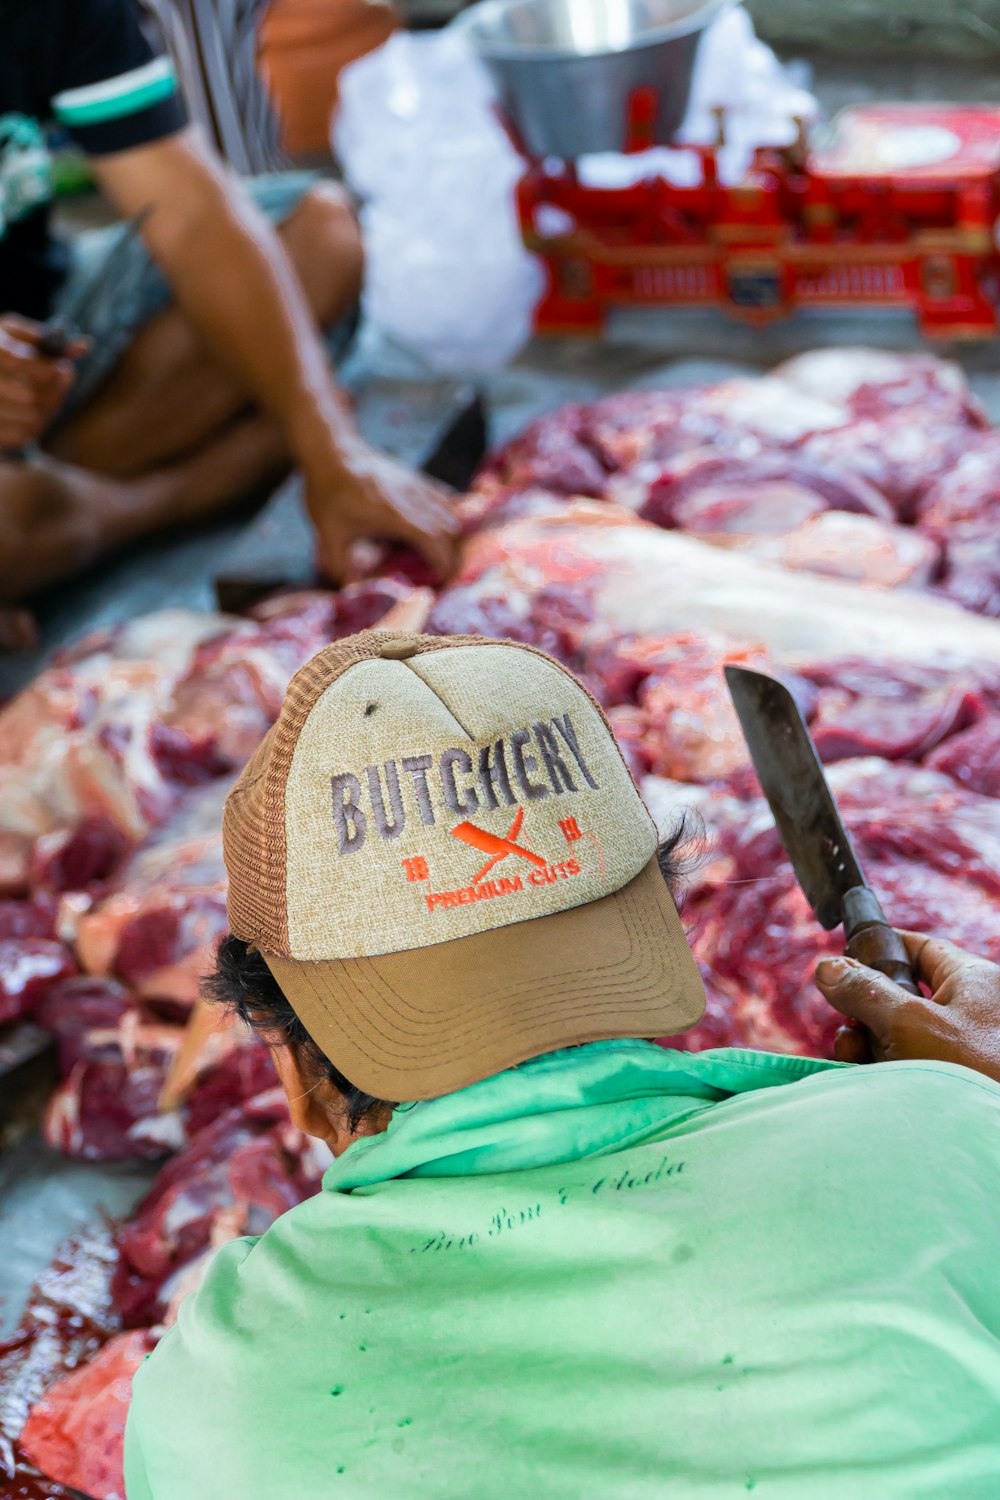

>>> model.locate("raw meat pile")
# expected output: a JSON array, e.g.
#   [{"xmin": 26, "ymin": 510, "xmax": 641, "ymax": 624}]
[
  {"xmin": 3, "ymin": 347, "xmax": 1000, "ymax": 1498},
  {"xmin": 2, "ymin": 1106, "xmax": 329, "ymax": 1499}
]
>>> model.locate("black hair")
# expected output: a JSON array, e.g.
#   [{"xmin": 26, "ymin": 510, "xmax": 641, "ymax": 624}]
[
  {"xmin": 205, "ymin": 812, "xmax": 704, "ymax": 1133},
  {"xmin": 204, "ymin": 938, "xmax": 393, "ymax": 1133}
]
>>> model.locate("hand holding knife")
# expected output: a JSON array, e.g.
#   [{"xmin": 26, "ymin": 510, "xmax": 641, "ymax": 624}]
[
  {"xmin": 725, "ymin": 665, "xmax": 920, "ymax": 996},
  {"xmin": 2, "ymin": 207, "xmax": 150, "ymax": 459}
]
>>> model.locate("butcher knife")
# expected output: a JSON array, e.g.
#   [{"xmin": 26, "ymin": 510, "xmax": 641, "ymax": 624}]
[
  {"xmin": 724, "ymin": 665, "xmax": 919, "ymax": 993},
  {"xmin": 3, "ymin": 207, "xmax": 151, "ymax": 458}
]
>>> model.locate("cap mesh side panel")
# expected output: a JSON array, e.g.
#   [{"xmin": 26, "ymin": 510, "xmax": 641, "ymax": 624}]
[
  {"xmin": 223, "ymin": 722, "xmax": 284, "ymax": 949},
  {"xmin": 223, "ymin": 630, "xmax": 471, "ymax": 954}
]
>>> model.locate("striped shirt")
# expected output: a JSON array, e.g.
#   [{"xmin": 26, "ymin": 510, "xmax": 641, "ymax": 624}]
[{"xmin": 140, "ymin": 0, "xmax": 287, "ymax": 176}]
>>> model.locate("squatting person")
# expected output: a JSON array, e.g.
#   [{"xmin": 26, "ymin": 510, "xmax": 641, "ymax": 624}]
[
  {"xmin": 0, "ymin": 0, "xmax": 456, "ymax": 607},
  {"xmin": 125, "ymin": 630, "xmax": 1000, "ymax": 1498}
]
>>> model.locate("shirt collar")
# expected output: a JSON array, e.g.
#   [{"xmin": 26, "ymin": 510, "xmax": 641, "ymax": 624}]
[{"xmin": 324, "ymin": 1040, "xmax": 839, "ymax": 1193}]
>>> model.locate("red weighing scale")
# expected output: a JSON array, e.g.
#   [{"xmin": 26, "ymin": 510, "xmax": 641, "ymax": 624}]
[{"xmin": 514, "ymin": 102, "xmax": 1000, "ymax": 340}]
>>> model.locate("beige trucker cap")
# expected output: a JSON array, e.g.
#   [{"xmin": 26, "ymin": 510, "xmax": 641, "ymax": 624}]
[{"xmin": 223, "ymin": 631, "xmax": 705, "ymax": 1100}]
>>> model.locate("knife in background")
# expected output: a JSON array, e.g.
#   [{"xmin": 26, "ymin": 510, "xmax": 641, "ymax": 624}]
[
  {"xmin": 4, "ymin": 206, "xmax": 151, "ymax": 457},
  {"xmin": 725, "ymin": 664, "xmax": 919, "ymax": 994}
]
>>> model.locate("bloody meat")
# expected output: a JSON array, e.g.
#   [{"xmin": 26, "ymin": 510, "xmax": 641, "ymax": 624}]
[{"xmin": 3, "ymin": 347, "xmax": 1000, "ymax": 1497}]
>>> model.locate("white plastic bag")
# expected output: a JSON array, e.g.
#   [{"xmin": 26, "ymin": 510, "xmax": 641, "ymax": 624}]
[{"xmin": 335, "ymin": 31, "xmax": 544, "ymax": 375}]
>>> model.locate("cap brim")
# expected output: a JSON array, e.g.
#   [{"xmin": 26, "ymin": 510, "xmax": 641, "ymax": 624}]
[{"xmin": 262, "ymin": 856, "xmax": 706, "ymax": 1101}]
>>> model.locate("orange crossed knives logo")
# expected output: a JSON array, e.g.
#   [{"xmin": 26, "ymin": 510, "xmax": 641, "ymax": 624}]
[{"xmin": 450, "ymin": 806, "xmax": 547, "ymax": 885}]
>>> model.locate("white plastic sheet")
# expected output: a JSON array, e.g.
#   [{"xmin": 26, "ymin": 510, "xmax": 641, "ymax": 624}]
[{"xmin": 335, "ymin": 31, "xmax": 544, "ymax": 374}]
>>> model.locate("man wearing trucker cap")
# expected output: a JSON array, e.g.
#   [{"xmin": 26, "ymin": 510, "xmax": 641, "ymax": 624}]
[{"xmin": 125, "ymin": 630, "xmax": 1000, "ymax": 1499}]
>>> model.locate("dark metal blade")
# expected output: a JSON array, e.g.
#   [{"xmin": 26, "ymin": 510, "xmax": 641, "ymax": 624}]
[
  {"xmin": 60, "ymin": 206, "xmax": 152, "ymax": 330},
  {"xmin": 724, "ymin": 665, "xmax": 868, "ymax": 929}
]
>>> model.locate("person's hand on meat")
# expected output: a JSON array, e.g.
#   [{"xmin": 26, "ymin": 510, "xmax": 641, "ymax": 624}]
[
  {"xmin": 304, "ymin": 439, "xmax": 461, "ymax": 583},
  {"xmin": 0, "ymin": 315, "xmax": 86, "ymax": 449},
  {"xmin": 816, "ymin": 933, "xmax": 1000, "ymax": 1083}
]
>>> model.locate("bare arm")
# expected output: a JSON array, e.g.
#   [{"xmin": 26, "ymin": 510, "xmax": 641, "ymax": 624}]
[
  {"xmin": 92, "ymin": 128, "xmax": 347, "ymax": 470},
  {"xmin": 90, "ymin": 128, "xmax": 458, "ymax": 578}
]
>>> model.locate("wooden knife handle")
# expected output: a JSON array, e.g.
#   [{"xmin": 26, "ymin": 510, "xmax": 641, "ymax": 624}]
[{"xmin": 842, "ymin": 886, "xmax": 920, "ymax": 996}]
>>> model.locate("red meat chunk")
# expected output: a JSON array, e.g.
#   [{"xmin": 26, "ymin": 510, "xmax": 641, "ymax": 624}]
[
  {"xmin": 19, "ymin": 1330, "xmax": 151, "ymax": 1500},
  {"xmin": 584, "ymin": 387, "xmax": 719, "ymax": 470},
  {"xmin": 800, "ymin": 658, "xmax": 991, "ymax": 764},
  {"xmin": 427, "ymin": 586, "xmax": 586, "ymax": 669},
  {"xmin": 916, "ymin": 432, "xmax": 1000, "ymax": 618},
  {"xmin": 112, "ymin": 1091, "xmax": 321, "ymax": 1327},
  {"xmin": 579, "ymin": 633, "xmax": 815, "ymax": 784},
  {"xmin": 0, "ymin": 614, "xmax": 230, "ymax": 881},
  {"xmin": 42, "ymin": 1016, "xmax": 184, "ymax": 1163},
  {"xmin": 183, "ymin": 1040, "xmax": 277, "ymax": 1138},
  {"xmin": 0, "ymin": 894, "xmax": 56, "ymax": 940},
  {"xmin": 629, "ymin": 448, "xmax": 893, "ymax": 530},
  {"xmin": 29, "ymin": 817, "xmax": 131, "ymax": 894},
  {"xmin": 800, "ymin": 409, "xmax": 980, "ymax": 521},
  {"xmin": 780, "ymin": 348, "xmax": 985, "ymax": 519},
  {"xmin": 685, "ymin": 763, "xmax": 1000, "ymax": 1057},
  {"xmin": 71, "ymin": 782, "xmax": 230, "ymax": 1011},
  {"xmin": 637, "ymin": 638, "xmax": 776, "ymax": 784},
  {"xmin": 579, "ymin": 637, "xmax": 653, "ymax": 708},
  {"xmin": 926, "ymin": 713, "xmax": 1000, "ymax": 797},
  {"xmin": 810, "ymin": 691, "xmax": 981, "ymax": 763},
  {"xmin": 35, "ymin": 988, "xmax": 276, "ymax": 1165},
  {"xmin": 0, "ymin": 1226, "xmax": 120, "ymax": 1490},
  {"xmin": 33, "ymin": 976, "xmax": 135, "ymax": 1068},
  {"xmin": 476, "ymin": 403, "xmax": 611, "ymax": 497}
]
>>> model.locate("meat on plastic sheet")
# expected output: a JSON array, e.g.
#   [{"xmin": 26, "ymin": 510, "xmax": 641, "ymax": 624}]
[
  {"xmin": 66, "ymin": 781, "xmax": 231, "ymax": 1012},
  {"xmin": 439, "ymin": 504, "xmax": 1000, "ymax": 667},
  {"xmin": 19, "ymin": 1331, "xmax": 149, "ymax": 1500},
  {"xmin": 0, "ymin": 610, "xmax": 233, "ymax": 897}
]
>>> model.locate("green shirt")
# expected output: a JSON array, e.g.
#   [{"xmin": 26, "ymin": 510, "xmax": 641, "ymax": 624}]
[{"xmin": 125, "ymin": 1041, "xmax": 1000, "ymax": 1498}]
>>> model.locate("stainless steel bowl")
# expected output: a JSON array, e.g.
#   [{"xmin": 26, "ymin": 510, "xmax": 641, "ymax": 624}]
[{"xmin": 456, "ymin": 0, "xmax": 732, "ymax": 159}]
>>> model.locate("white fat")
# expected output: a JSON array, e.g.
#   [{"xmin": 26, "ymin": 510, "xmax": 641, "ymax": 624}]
[
  {"xmin": 43, "ymin": 1064, "xmax": 85, "ymax": 1154},
  {"xmin": 161, "ymin": 1185, "xmax": 224, "ymax": 1238},
  {"xmin": 825, "ymin": 757, "xmax": 958, "ymax": 799},
  {"xmin": 776, "ymin": 347, "xmax": 967, "ymax": 404},
  {"xmin": 56, "ymin": 890, "xmax": 93, "ymax": 943},
  {"xmin": 641, "ymin": 776, "xmax": 724, "ymax": 836},
  {"xmin": 157, "ymin": 1246, "xmax": 215, "ymax": 1327},
  {"xmin": 722, "ymin": 512, "xmax": 939, "ymax": 590},
  {"xmin": 709, "ymin": 377, "xmax": 848, "ymax": 443},
  {"xmin": 129, "ymin": 1110, "xmax": 187, "ymax": 1152},
  {"xmin": 557, "ymin": 515, "xmax": 1000, "ymax": 665},
  {"xmin": 112, "ymin": 609, "xmax": 236, "ymax": 674}
]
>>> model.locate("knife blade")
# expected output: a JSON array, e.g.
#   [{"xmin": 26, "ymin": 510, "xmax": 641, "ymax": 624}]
[
  {"xmin": 725, "ymin": 664, "xmax": 918, "ymax": 993},
  {"xmin": 3, "ymin": 207, "xmax": 152, "ymax": 459},
  {"xmin": 53, "ymin": 205, "xmax": 153, "ymax": 349}
]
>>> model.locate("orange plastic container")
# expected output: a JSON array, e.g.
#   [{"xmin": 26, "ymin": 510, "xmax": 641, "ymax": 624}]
[{"xmin": 259, "ymin": 0, "xmax": 400, "ymax": 157}]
